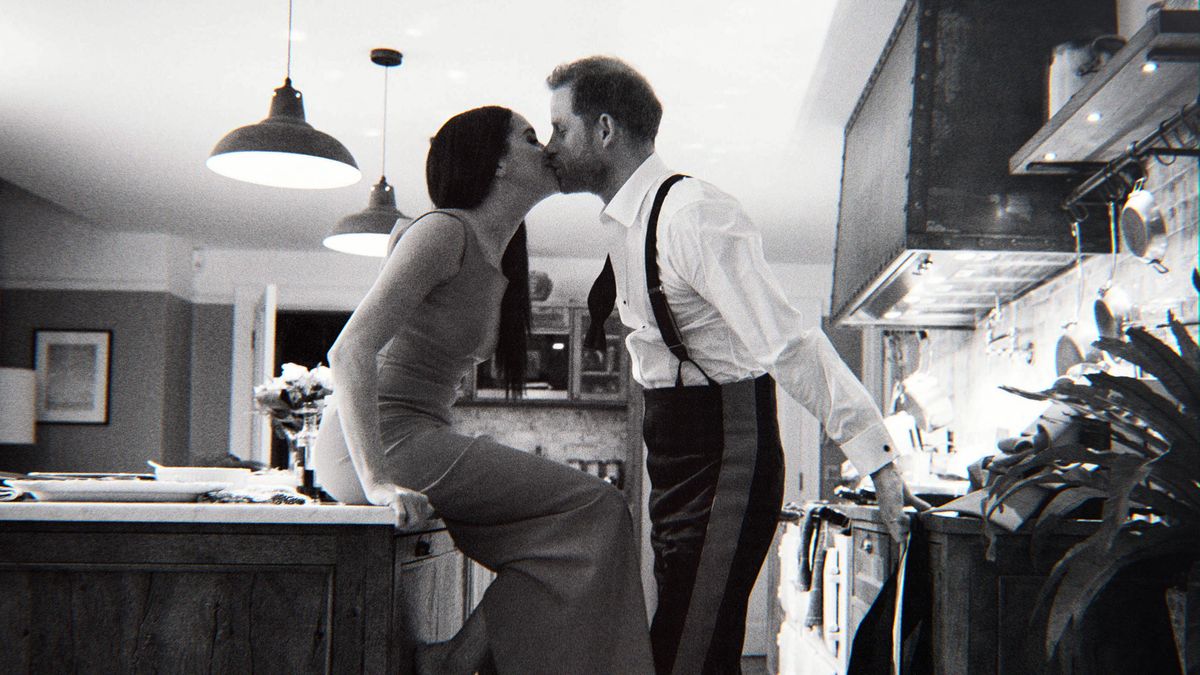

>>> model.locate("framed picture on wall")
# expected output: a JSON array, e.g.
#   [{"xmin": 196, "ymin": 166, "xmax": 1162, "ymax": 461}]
[{"xmin": 33, "ymin": 329, "xmax": 112, "ymax": 424}]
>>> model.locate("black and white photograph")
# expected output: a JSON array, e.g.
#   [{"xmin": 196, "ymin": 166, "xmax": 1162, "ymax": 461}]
[{"xmin": 1, "ymin": 1, "xmax": 1198, "ymax": 673}]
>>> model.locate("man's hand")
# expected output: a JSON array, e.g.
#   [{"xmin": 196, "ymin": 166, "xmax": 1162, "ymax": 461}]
[
  {"xmin": 366, "ymin": 482, "xmax": 435, "ymax": 529},
  {"xmin": 870, "ymin": 462, "xmax": 929, "ymax": 543}
]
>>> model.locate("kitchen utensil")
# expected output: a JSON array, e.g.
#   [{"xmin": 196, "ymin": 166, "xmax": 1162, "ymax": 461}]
[
  {"xmin": 1056, "ymin": 221, "xmax": 1088, "ymax": 376},
  {"xmin": 1095, "ymin": 202, "xmax": 1133, "ymax": 339},
  {"xmin": 1055, "ymin": 335, "xmax": 1086, "ymax": 376},
  {"xmin": 1120, "ymin": 177, "xmax": 1170, "ymax": 273}
]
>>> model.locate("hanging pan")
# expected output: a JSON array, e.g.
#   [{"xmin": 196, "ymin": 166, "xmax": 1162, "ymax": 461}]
[
  {"xmin": 1095, "ymin": 202, "xmax": 1133, "ymax": 339},
  {"xmin": 1120, "ymin": 177, "xmax": 1170, "ymax": 274},
  {"xmin": 1056, "ymin": 221, "xmax": 1088, "ymax": 377}
]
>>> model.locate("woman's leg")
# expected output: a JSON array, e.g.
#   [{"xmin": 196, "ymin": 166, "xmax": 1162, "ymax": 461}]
[
  {"xmin": 413, "ymin": 436, "xmax": 655, "ymax": 675},
  {"xmin": 413, "ymin": 609, "xmax": 490, "ymax": 675}
]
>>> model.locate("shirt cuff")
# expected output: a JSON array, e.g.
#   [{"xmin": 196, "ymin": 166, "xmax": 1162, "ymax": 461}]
[{"xmin": 838, "ymin": 423, "xmax": 896, "ymax": 476}]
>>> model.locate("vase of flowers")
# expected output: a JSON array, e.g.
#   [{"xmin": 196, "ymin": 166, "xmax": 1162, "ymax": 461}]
[{"xmin": 253, "ymin": 362, "xmax": 334, "ymax": 497}]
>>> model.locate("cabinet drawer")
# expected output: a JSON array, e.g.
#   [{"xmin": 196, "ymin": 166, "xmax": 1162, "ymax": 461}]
[
  {"xmin": 852, "ymin": 528, "xmax": 890, "ymax": 590},
  {"xmin": 395, "ymin": 528, "xmax": 456, "ymax": 564}
]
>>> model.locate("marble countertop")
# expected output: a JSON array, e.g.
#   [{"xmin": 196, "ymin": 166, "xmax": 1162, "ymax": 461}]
[{"xmin": 0, "ymin": 500, "xmax": 403, "ymax": 526}]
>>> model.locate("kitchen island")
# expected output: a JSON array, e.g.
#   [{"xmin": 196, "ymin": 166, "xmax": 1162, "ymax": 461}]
[{"xmin": 0, "ymin": 502, "xmax": 467, "ymax": 675}]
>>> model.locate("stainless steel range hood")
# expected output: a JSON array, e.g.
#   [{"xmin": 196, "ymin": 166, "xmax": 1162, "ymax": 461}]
[{"xmin": 830, "ymin": 0, "xmax": 1113, "ymax": 328}]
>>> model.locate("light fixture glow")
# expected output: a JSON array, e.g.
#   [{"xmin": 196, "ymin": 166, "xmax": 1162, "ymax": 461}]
[
  {"xmin": 1043, "ymin": 152, "xmax": 1057, "ymax": 161},
  {"xmin": 1142, "ymin": 61, "xmax": 1158, "ymax": 73},
  {"xmin": 325, "ymin": 48, "xmax": 411, "ymax": 257},
  {"xmin": 551, "ymin": 342, "xmax": 566, "ymax": 351},
  {"xmin": 1086, "ymin": 111, "xmax": 1103, "ymax": 123},
  {"xmin": 883, "ymin": 310, "xmax": 903, "ymax": 320},
  {"xmin": 208, "ymin": 0, "xmax": 360, "ymax": 189}
]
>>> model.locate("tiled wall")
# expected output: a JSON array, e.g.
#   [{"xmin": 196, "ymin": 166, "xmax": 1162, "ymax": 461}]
[
  {"xmin": 449, "ymin": 405, "xmax": 629, "ymax": 465},
  {"xmin": 915, "ymin": 156, "xmax": 1199, "ymax": 461}
]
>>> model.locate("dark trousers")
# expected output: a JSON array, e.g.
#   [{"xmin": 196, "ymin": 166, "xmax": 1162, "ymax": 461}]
[{"xmin": 643, "ymin": 375, "xmax": 786, "ymax": 675}]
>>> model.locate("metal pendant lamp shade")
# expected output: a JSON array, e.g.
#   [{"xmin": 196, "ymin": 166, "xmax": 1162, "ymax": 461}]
[
  {"xmin": 323, "ymin": 176, "xmax": 411, "ymax": 256},
  {"xmin": 207, "ymin": 78, "xmax": 360, "ymax": 189},
  {"xmin": 325, "ymin": 48, "xmax": 410, "ymax": 257}
]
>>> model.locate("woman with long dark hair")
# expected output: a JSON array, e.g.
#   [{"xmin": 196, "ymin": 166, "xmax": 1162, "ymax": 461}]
[{"xmin": 327, "ymin": 106, "xmax": 653, "ymax": 674}]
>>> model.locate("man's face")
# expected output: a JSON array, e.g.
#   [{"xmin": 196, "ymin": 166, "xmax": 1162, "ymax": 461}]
[{"xmin": 545, "ymin": 86, "xmax": 608, "ymax": 195}]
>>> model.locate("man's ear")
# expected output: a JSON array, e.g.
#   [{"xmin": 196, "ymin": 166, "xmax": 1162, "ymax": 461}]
[{"xmin": 596, "ymin": 113, "xmax": 617, "ymax": 147}]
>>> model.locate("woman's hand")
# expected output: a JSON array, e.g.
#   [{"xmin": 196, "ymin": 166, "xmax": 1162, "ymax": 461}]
[{"xmin": 367, "ymin": 482, "xmax": 436, "ymax": 529}]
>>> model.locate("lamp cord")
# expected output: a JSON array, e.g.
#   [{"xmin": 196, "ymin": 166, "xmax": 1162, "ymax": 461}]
[
  {"xmin": 381, "ymin": 66, "xmax": 389, "ymax": 179},
  {"xmin": 285, "ymin": 0, "xmax": 293, "ymax": 81}
]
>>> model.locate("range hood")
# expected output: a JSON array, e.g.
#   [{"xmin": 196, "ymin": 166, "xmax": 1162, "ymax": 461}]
[{"xmin": 830, "ymin": 0, "xmax": 1113, "ymax": 328}]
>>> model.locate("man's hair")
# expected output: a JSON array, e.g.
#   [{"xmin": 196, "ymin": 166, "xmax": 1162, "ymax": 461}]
[{"xmin": 547, "ymin": 56, "xmax": 662, "ymax": 143}]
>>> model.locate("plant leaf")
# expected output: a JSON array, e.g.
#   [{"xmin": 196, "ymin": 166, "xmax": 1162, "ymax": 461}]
[
  {"xmin": 1041, "ymin": 525, "xmax": 1197, "ymax": 658},
  {"xmin": 1098, "ymin": 327, "xmax": 1200, "ymax": 415},
  {"xmin": 1168, "ymin": 315, "xmax": 1200, "ymax": 372},
  {"xmin": 1084, "ymin": 372, "xmax": 1200, "ymax": 455}
]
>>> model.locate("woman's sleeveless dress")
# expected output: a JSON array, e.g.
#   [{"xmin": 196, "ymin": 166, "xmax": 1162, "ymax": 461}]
[{"xmin": 372, "ymin": 211, "xmax": 654, "ymax": 674}]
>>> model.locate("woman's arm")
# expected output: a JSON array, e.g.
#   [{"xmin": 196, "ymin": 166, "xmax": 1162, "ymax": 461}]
[{"xmin": 327, "ymin": 213, "xmax": 465, "ymax": 508}]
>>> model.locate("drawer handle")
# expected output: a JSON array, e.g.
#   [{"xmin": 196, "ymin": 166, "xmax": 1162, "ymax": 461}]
[{"xmin": 414, "ymin": 539, "xmax": 432, "ymax": 557}]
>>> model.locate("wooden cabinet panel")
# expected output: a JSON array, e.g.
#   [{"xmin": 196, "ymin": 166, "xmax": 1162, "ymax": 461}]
[
  {"xmin": 392, "ymin": 529, "xmax": 468, "ymax": 672},
  {"xmin": 1, "ymin": 567, "xmax": 331, "ymax": 674},
  {"xmin": 0, "ymin": 522, "xmax": 392, "ymax": 675}
]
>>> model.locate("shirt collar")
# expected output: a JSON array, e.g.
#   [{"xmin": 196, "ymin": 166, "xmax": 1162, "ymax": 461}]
[{"xmin": 601, "ymin": 153, "xmax": 671, "ymax": 229}]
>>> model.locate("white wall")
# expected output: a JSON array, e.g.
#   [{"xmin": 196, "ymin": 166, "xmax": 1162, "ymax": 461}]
[{"xmin": 0, "ymin": 183, "xmax": 193, "ymax": 299}]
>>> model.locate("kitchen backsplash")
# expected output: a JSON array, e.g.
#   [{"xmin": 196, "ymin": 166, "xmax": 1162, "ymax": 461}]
[
  {"xmin": 913, "ymin": 156, "xmax": 1199, "ymax": 462},
  {"xmin": 449, "ymin": 405, "xmax": 629, "ymax": 466}
]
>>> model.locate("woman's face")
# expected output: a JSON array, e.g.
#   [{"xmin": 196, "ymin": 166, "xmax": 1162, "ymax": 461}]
[{"xmin": 500, "ymin": 113, "xmax": 558, "ymax": 200}]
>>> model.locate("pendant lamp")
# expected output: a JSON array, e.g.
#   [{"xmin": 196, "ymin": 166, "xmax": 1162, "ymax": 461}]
[
  {"xmin": 207, "ymin": 0, "xmax": 360, "ymax": 189},
  {"xmin": 324, "ymin": 48, "xmax": 412, "ymax": 257}
]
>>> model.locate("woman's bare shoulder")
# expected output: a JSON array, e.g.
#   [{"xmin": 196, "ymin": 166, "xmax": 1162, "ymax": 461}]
[{"xmin": 388, "ymin": 210, "xmax": 467, "ymax": 258}]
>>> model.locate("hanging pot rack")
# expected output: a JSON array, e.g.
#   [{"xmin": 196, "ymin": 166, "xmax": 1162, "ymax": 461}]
[{"xmin": 1063, "ymin": 100, "xmax": 1200, "ymax": 222}]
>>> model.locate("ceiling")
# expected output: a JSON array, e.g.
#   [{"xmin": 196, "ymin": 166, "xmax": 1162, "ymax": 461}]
[{"xmin": 0, "ymin": 0, "xmax": 903, "ymax": 263}]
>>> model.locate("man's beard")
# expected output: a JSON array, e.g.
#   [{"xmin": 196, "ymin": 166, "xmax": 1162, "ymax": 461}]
[{"xmin": 554, "ymin": 156, "xmax": 608, "ymax": 195}]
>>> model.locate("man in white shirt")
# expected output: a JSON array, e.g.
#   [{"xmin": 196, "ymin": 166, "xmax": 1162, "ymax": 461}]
[{"xmin": 544, "ymin": 56, "xmax": 918, "ymax": 675}]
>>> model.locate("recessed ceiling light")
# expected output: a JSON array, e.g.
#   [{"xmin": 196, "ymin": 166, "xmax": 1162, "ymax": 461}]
[
  {"xmin": 1142, "ymin": 61, "xmax": 1158, "ymax": 73},
  {"xmin": 1087, "ymin": 111, "xmax": 1103, "ymax": 123},
  {"xmin": 1043, "ymin": 152, "xmax": 1057, "ymax": 161},
  {"xmin": 883, "ymin": 310, "xmax": 902, "ymax": 319}
]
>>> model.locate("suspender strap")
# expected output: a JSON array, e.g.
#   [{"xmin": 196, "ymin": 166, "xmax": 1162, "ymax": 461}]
[{"xmin": 645, "ymin": 174, "xmax": 717, "ymax": 387}]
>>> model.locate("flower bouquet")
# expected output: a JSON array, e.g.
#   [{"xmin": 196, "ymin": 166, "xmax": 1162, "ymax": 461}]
[{"xmin": 253, "ymin": 362, "xmax": 334, "ymax": 495}]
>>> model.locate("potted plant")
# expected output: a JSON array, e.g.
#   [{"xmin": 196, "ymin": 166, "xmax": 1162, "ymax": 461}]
[{"xmin": 983, "ymin": 316, "xmax": 1199, "ymax": 673}]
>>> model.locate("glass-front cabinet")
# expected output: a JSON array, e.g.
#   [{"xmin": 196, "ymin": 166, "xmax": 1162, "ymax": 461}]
[{"xmin": 467, "ymin": 305, "xmax": 628, "ymax": 405}]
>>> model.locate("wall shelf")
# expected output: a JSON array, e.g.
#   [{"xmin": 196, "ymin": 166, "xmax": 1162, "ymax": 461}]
[{"xmin": 1011, "ymin": 10, "xmax": 1200, "ymax": 175}]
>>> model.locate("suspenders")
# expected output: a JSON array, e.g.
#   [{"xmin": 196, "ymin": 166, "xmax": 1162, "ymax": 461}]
[{"xmin": 645, "ymin": 174, "xmax": 717, "ymax": 388}]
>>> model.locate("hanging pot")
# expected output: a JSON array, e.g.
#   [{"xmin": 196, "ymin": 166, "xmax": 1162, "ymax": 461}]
[
  {"xmin": 1121, "ymin": 178, "xmax": 1170, "ymax": 273},
  {"xmin": 1095, "ymin": 285, "xmax": 1134, "ymax": 339}
]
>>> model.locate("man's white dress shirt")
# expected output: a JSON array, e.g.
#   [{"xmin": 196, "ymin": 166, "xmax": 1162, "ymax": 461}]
[{"xmin": 600, "ymin": 153, "xmax": 894, "ymax": 475}]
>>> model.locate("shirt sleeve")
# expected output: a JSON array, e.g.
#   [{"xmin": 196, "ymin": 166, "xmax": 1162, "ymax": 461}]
[{"xmin": 669, "ymin": 200, "xmax": 896, "ymax": 475}]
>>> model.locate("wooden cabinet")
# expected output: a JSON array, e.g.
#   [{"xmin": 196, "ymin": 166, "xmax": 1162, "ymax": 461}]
[
  {"xmin": 392, "ymin": 529, "xmax": 468, "ymax": 667},
  {"xmin": 466, "ymin": 305, "xmax": 629, "ymax": 405},
  {"xmin": 0, "ymin": 519, "xmax": 469, "ymax": 675},
  {"xmin": 923, "ymin": 513, "xmax": 1093, "ymax": 675}
]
